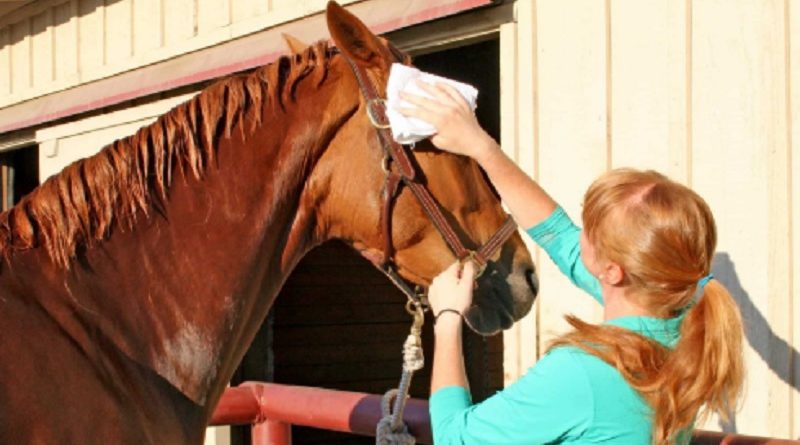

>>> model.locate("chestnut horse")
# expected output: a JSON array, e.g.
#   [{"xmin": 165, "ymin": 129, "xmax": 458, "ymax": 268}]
[{"xmin": 0, "ymin": 3, "xmax": 537, "ymax": 444}]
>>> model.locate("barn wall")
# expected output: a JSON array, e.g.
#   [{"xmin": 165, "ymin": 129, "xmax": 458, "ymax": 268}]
[
  {"xmin": 0, "ymin": 0, "xmax": 361, "ymax": 108},
  {"xmin": 34, "ymin": 91, "xmax": 199, "ymax": 179},
  {"xmin": 500, "ymin": 0, "xmax": 799, "ymax": 439}
]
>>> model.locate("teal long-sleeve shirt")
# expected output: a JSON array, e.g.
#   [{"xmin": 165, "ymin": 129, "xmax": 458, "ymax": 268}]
[{"xmin": 429, "ymin": 207, "xmax": 691, "ymax": 445}]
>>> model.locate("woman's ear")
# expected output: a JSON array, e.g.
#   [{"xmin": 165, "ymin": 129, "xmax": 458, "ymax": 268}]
[
  {"xmin": 326, "ymin": 1, "xmax": 391, "ymax": 69},
  {"xmin": 602, "ymin": 262, "xmax": 625, "ymax": 286}
]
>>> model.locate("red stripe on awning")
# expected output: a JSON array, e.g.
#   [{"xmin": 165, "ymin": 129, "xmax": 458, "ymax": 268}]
[{"xmin": 0, "ymin": 0, "xmax": 492, "ymax": 134}]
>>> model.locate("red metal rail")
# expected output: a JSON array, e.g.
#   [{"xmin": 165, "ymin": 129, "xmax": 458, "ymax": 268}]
[
  {"xmin": 209, "ymin": 382, "xmax": 432, "ymax": 444},
  {"xmin": 209, "ymin": 382, "xmax": 799, "ymax": 445}
]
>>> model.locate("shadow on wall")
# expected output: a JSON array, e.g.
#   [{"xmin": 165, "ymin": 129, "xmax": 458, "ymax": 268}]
[{"xmin": 711, "ymin": 253, "xmax": 799, "ymax": 436}]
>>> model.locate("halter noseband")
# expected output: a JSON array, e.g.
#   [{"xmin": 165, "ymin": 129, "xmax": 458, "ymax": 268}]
[{"xmin": 342, "ymin": 54, "xmax": 518, "ymax": 310}]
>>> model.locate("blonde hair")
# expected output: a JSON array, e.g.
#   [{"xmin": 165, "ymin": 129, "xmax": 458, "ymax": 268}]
[{"xmin": 549, "ymin": 169, "xmax": 744, "ymax": 444}]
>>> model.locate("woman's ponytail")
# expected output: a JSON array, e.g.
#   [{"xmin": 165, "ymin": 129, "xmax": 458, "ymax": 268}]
[{"xmin": 649, "ymin": 279, "xmax": 744, "ymax": 443}]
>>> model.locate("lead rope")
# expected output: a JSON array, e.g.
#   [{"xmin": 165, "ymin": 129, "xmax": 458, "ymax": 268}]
[{"xmin": 376, "ymin": 300, "xmax": 425, "ymax": 445}]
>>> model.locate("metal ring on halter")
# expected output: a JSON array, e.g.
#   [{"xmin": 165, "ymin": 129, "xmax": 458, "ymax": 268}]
[
  {"xmin": 381, "ymin": 154, "xmax": 391, "ymax": 174},
  {"xmin": 461, "ymin": 250, "xmax": 488, "ymax": 279},
  {"xmin": 366, "ymin": 98, "xmax": 392, "ymax": 129},
  {"xmin": 405, "ymin": 299, "xmax": 423, "ymax": 317}
]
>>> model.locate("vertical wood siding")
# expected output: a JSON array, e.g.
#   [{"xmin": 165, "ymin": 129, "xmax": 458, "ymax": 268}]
[
  {"xmin": 163, "ymin": 0, "xmax": 195, "ymax": 45},
  {"xmin": 535, "ymin": 0, "xmax": 608, "ymax": 347},
  {"xmin": 104, "ymin": 0, "xmax": 132, "ymax": 65},
  {"xmin": 791, "ymin": 0, "xmax": 800, "ymax": 435},
  {"xmin": 31, "ymin": 9, "xmax": 53, "ymax": 88},
  {"xmin": 78, "ymin": 0, "xmax": 104, "ymax": 71},
  {"xmin": 0, "ymin": 0, "xmax": 360, "ymax": 108},
  {"xmin": 132, "ymin": 0, "xmax": 161, "ymax": 56},
  {"xmin": 693, "ymin": 0, "xmax": 791, "ymax": 436},
  {"xmin": 0, "ymin": 26, "xmax": 10, "ymax": 95},
  {"xmin": 53, "ymin": 1, "xmax": 77, "ymax": 82},
  {"xmin": 502, "ymin": 0, "xmax": 800, "ymax": 439},
  {"xmin": 10, "ymin": 18, "xmax": 31, "ymax": 93}
]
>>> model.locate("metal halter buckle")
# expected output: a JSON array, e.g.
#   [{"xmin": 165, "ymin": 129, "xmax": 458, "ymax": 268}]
[
  {"xmin": 381, "ymin": 154, "xmax": 392, "ymax": 174},
  {"xmin": 460, "ymin": 250, "xmax": 488, "ymax": 279},
  {"xmin": 366, "ymin": 98, "xmax": 391, "ymax": 129}
]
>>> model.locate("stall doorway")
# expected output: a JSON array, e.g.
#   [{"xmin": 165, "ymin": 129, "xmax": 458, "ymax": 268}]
[{"xmin": 0, "ymin": 145, "xmax": 39, "ymax": 211}]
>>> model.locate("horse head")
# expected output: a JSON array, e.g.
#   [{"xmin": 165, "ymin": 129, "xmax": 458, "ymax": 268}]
[{"xmin": 309, "ymin": 2, "xmax": 538, "ymax": 335}]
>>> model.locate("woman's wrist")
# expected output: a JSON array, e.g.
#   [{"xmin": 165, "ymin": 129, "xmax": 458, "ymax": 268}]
[
  {"xmin": 434, "ymin": 308, "xmax": 462, "ymax": 324},
  {"xmin": 472, "ymin": 136, "xmax": 502, "ymax": 168},
  {"xmin": 433, "ymin": 310, "xmax": 463, "ymax": 334}
]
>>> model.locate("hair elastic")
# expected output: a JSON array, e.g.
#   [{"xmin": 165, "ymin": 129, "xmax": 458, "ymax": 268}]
[
  {"xmin": 434, "ymin": 308, "xmax": 462, "ymax": 325},
  {"xmin": 698, "ymin": 273, "xmax": 715, "ymax": 289}
]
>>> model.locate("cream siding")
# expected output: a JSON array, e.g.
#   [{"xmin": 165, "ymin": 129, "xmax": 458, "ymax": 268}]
[
  {"xmin": 500, "ymin": 17, "xmax": 541, "ymax": 381},
  {"xmin": 53, "ymin": 1, "xmax": 78, "ymax": 83},
  {"xmin": 163, "ymin": 0, "xmax": 196, "ymax": 45},
  {"xmin": 0, "ymin": 0, "xmax": 360, "ymax": 108},
  {"xmin": 203, "ymin": 428, "xmax": 229, "ymax": 445},
  {"xmin": 31, "ymin": 9, "xmax": 53, "ymax": 88},
  {"xmin": 231, "ymin": 0, "xmax": 268, "ymax": 23},
  {"xmin": 609, "ymin": 0, "xmax": 688, "ymax": 180},
  {"xmin": 499, "ymin": 0, "xmax": 800, "ymax": 439},
  {"xmin": 198, "ymin": 0, "xmax": 231, "ymax": 34},
  {"xmin": 535, "ymin": 0, "xmax": 608, "ymax": 346},
  {"xmin": 10, "ymin": 18, "xmax": 31, "ymax": 93},
  {"xmin": 692, "ymin": 0, "xmax": 791, "ymax": 435},
  {"xmin": 104, "ymin": 0, "xmax": 133, "ymax": 66},
  {"xmin": 78, "ymin": 0, "xmax": 105, "ymax": 71},
  {"xmin": 789, "ymin": 0, "xmax": 799, "ymax": 437},
  {"xmin": 132, "ymin": 0, "xmax": 161, "ymax": 56},
  {"xmin": 0, "ymin": 26, "xmax": 10, "ymax": 95}
]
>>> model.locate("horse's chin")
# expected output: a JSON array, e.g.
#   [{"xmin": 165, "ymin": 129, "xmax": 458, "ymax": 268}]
[{"xmin": 462, "ymin": 303, "xmax": 514, "ymax": 336}]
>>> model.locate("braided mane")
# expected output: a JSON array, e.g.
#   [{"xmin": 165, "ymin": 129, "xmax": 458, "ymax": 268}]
[{"xmin": 0, "ymin": 41, "xmax": 337, "ymax": 268}]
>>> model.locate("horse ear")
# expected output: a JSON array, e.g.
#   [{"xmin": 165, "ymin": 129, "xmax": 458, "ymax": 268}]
[
  {"xmin": 326, "ymin": 1, "xmax": 390, "ymax": 68},
  {"xmin": 282, "ymin": 33, "xmax": 309, "ymax": 54}
]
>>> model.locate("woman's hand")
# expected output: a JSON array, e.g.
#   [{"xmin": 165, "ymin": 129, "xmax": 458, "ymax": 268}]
[
  {"xmin": 397, "ymin": 81, "xmax": 496, "ymax": 161},
  {"xmin": 428, "ymin": 261, "xmax": 477, "ymax": 321}
]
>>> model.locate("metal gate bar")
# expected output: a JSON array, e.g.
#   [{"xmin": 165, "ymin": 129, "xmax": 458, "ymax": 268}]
[{"xmin": 209, "ymin": 382, "xmax": 799, "ymax": 445}]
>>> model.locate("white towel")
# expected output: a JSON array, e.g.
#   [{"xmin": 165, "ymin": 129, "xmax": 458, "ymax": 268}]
[{"xmin": 385, "ymin": 63, "xmax": 479, "ymax": 145}]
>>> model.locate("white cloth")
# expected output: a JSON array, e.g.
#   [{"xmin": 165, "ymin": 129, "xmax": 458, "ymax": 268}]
[{"xmin": 385, "ymin": 63, "xmax": 478, "ymax": 145}]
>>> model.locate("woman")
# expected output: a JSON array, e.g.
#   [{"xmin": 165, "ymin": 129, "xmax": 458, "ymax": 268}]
[{"xmin": 398, "ymin": 83, "xmax": 744, "ymax": 444}]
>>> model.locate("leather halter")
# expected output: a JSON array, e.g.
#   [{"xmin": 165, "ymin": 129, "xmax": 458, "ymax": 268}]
[{"xmin": 342, "ymin": 54, "xmax": 518, "ymax": 309}]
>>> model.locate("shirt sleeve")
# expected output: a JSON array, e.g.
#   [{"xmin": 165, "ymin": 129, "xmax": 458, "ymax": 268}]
[
  {"xmin": 525, "ymin": 207, "xmax": 603, "ymax": 305},
  {"xmin": 429, "ymin": 348, "xmax": 594, "ymax": 445}
]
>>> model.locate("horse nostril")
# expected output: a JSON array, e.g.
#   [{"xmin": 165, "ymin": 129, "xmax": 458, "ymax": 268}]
[{"xmin": 524, "ymin": 268, "xmax": 538, "ymax": 295}]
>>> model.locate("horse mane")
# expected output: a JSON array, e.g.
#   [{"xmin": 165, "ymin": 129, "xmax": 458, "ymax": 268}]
[{"xmin": 0, "ymin": 40, "xmax": 338, "ymax": 268}]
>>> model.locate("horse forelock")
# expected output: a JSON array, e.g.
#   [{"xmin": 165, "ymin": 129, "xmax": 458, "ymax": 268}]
[{"xmin": 0, "ymin": 40, "xmax": 339, "ymax": 269}]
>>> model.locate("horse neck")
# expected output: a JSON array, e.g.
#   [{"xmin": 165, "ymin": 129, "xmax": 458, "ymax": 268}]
[{"xmin": 18, "ymin": 75, "xmax": 357, "ymax": 410}]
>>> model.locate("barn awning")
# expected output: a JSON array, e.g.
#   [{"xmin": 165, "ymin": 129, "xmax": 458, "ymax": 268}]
[{"xmin": 0, "ymin": 0, "xmax": 493, "ymax": 134}]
